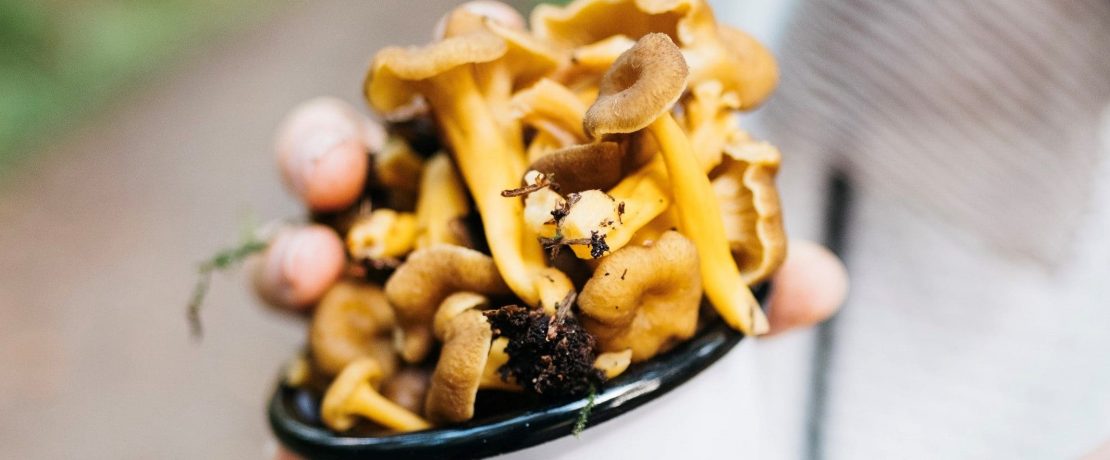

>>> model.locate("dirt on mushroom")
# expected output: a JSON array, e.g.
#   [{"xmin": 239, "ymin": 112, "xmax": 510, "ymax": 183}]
[{"xmin": 485, "ymin": 304, "xmax": 603, "ymax": 397}]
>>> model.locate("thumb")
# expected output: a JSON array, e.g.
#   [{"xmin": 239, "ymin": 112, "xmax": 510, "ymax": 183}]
[{"xmin": 766, "ymin": 240, "xmax": 848, "ymax": 336}]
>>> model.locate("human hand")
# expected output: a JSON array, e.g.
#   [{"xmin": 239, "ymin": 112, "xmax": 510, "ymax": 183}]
[
  {"xmin": 248, "ymin": 97, "xmax": 381, "ymax": 310},
  {"xmin": 264, "ymin": 97, "xmax": 848, "ymax": 459}
]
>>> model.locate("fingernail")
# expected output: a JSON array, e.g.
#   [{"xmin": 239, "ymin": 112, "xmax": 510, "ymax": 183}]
[
  {"xmin": 286, "ymin": 129, "xmax": 348, "ymax": 196},
  {"xmin": 302, "ymin": 138, "xmax": 368, "ymax": 212},
  {"xmin": 279, "ymin": 226, "xmax": 345, "ymax": 308}
]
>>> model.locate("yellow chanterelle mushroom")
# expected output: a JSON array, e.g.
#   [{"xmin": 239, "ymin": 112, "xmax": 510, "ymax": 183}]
[
  {"xmin": 583, "ymin": 33, "xmax": 768, "ymax": 335},
  {"xmin": 321, "ymin": 358, "xmax": 431, "ymax": 432},
  {"xmin": 366, "ymin": 7, "xmax": 575, "ymax": 312}
]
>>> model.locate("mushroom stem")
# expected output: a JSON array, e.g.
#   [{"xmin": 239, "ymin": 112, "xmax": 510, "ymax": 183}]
[
  {"xmin": 345, "ymin": 383, "xmax": 432, "ymax": 431},
  {"xmin": 649, "ymin": 113, "xmax": 769, "ymax": 335},
  {"xmin": 511, "ymin": 78, "xmax": 588, "ymax": 145},
  {"xmin": 475, "ymin": 62, "xmax": 529, "ymax": 169},
  {"xmin": 601, "ymin": 156, "xmax": 671, "ymax": 252},
  {"xmin": 415, "ymin": 153, "xmax": 471, "ymax": 248},
  {"xmin": 534, "ymin": 267, "xmax": 576, "ymax": 315},
  {"xmin": 419, "ymin": 67, "xmax": 551, "ymax": 307},
  {"xmin": 386, "ymin": 244, "xmax": 511, "ymax": 363}
]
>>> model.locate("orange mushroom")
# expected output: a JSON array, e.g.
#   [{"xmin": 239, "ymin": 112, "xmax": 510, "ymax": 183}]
[
  {"xmin": 578, "ymin": 231, "xmax": 702, "ymax": 361},
  {"xmin": 366, "ymin": 13, "xmax": 574, "ymax": 312}
]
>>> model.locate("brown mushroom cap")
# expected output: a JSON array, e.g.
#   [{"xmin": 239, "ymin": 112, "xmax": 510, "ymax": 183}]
[
  {"xmin": 310, "ymin": 281, "xmax": 398, "ymax": 377},
  {"xmin": 528, "ymin": 141, "xmax": 624, "ymax": 193},
  {"xmin": 432, "ymin": 296, "xmax": 519, "ymax": 391},
  {"xmin": 321, "ymin": 359, "xmax": 384, "ymax": 431},
  {"xmin": 367, "ymin": 32, "xmax": 507, "ymax": 115},
  {"xmin": 578, "ymin": 231, "xmax": 702, "ymax": 361},
  {"xmin": 385, "ymin": 245, "xmax": 511, "ymax": 363},
  {"xmin": 511, "ymin": 78, "xmax": 588, "ymax": 147},
  {"xmin": 424, "ymin": 309, "xmax": 493, "ymax": 423},
  {"xmin": 582, "ymin": 33, "xmax": 689, "ymax": 138},
  {"xmin": 712, "ymin": 140, "xmax": 786, "ymax": 284},
  {"xmin": 414, "ymin": 152, "xmax": 471, "ymax": 249}
]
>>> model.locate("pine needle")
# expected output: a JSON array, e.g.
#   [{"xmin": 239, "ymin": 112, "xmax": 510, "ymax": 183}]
[
  {"xmin": 186, "ymin": 237, "xmax": 267, "ymax": 339},
  {"xmin": 572, "ymin": 385, "xmax": 598, "ymax": 437}
]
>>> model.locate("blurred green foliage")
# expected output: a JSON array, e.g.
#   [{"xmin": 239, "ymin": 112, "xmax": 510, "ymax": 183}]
[{"xmin": 0, "ymin": 0, "xmax": 274, "ymax": 172}]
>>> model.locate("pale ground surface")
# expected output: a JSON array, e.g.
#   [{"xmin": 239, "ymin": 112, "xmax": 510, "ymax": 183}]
[{"xmin": 0, "ymin": 1, "xmax": 453, "ymax": 458}]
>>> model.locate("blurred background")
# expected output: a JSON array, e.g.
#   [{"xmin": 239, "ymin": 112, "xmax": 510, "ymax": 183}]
[{"xmin": 0, "ymin": 1, "xmax": 792, "ymax": 458}]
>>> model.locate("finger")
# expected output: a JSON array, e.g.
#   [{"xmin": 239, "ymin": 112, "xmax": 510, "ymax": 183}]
[
  {"xmin": 251, "ymin": 224, "xmax": 346, "ymax": 311},
  {"xmin": 1081, "ymin": 438, "xmax": 1110, "ymax": 460},
  {"xmin": 434, "ymin": 1, "xmax": 526, "ymax": 39},
  {"xmin": 276, "ymin": 97, "xmax": 383, "ymax": 212},
  {"xmin": 766, "ymin": 240, "xmax": 848, "ymax": 336},
  {"xmin": 274, "ymin": 447, "xmax": 303, "ymax": 460}
]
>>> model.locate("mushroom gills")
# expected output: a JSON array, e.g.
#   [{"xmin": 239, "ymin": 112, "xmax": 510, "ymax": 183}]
[{"xmin": 321, "ymin": 358, "xmax": 431, "ymax": 432}]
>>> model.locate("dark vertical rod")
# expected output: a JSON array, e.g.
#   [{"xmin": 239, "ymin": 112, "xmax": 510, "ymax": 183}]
[{"xmin": 805, "ymin": 170, "xmax": 852, "ymax": 460}]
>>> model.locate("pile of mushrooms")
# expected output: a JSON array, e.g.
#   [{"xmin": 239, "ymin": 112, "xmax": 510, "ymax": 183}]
[{"xmin": 261, "ymin": 0, "xmax": 786, "ymax": 434}]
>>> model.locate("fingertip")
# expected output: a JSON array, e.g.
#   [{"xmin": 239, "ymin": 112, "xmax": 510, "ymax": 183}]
[
  {"xmin": 253, "ymin": 225, "xmax": 346, "ymax": 311},
  {"xmin": 462, "ymin": 1, "xmax": 526, "ymax": 30},
  {"xmin": 281, "ymin": 225, "xmax": 346, "ymax": 307},
  {"xmin": 766, "ymin": 240, "xmax": 848, "ymax": 336},
  {"xmin": 303, "ymin": 138, "xmax": 369, "ymax": 212},
  {"xmin": 434, "ymin": 1, "xmax": 526, "ymax": 39},
  {"xmin": 274, "ymin": 447, "xmax": 303, "ymax": 460},
  {"xmin": 276, "ymin": 97, "xmax": 375, "ymax": 212}
]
